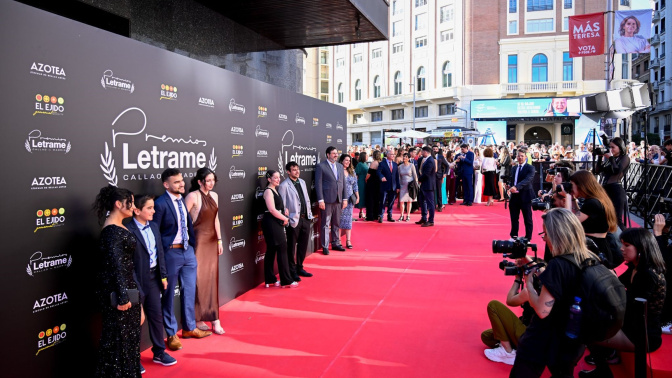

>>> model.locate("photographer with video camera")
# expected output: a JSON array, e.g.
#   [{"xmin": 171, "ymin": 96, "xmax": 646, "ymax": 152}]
[
  {"xmin": 533, "ymin": 163, "xmax": 574, "ymax": 213},
  {"xmin": 566, "ymin": 170, "xmax": 624, "ymax": 270},
  {"xmin": 510, "ymin": 208, "xmax": 599, "ymax": 378},
  {"xmin": 594, "ymin": 137, "xmax": 630, "ymax": 230}
]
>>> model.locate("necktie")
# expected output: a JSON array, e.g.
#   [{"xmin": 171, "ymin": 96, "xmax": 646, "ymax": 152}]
[
  {"xmin": 514, "ymin": 165, "xmax": 521, "ymax": 186},
  {"xmin": 331, "ymin": 162, "xmax": 337, "ymax": 179},
  {"xmin": 176, "ymin": 198, "xmax": 188, "ymax": 248},
  {"xmin": 388, "ymin": 160, "xmax": 392, "ymax": 171}
]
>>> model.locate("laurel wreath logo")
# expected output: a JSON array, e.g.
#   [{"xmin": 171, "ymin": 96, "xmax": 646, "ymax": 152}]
[
  {"xmin": 26, "ymin": 264, "xmax": 33, "ymax": 277},
  {"xmin": 65, "ymin": 142, "xmax": 71, "ymax": 153},
  {"xmin": 100, "ymin": 77, "xmax": 105, "ymax": 89},
  {"xmin": 100, "ymin": 142, "xmax": 118, "ymax": 186},
  {"xmin": 67, "ymin": 255, "xmax": 72, "ymax": 268},
  {"xmin": 25, "ymin": 139, "xmax": 31, "ymax": 153},
  {"xmin": 209, "ymin": 148, "xmax": 217, "ymax": 171},
  {"xmin": 278, "ymin": 151, "xmax": 284, "ymax": 177}
]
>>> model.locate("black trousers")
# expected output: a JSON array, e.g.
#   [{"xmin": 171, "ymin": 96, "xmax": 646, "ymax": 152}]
[
  {"xmin": 264, "ymin": 238, "xmax": 292, "ymax": 286},
  {"xmin": 509, "ymin": 193, "xmax": 533, "ymax": 240},
  {"xmin": 286, "ymin": 217, "xmax": 311, "ymax": 274},
  {"xmin": 141, "ymin": 269, "xmax": 166, "ymax": 356},
  {"xmin": 603, "ymin": 183, "xmax": 627, "ymax": 230}
]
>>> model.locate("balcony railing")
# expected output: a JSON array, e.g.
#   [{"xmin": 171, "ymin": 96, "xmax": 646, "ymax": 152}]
[
  {"xmin": 651, "ymin": 58, "xmax": 661, "ymax": 68},
  {"xmin": 652, "ymin": 34, "xmax": 661, "ymax": 45},
  {"xmin": 653, "ymin": 81, "xmax": 660, "ymax": 90},
  {"xmin": 654, "ymin": 10, "xmax": 661, "ymax": 21},
  {"xmin": 501, "ymin": 81, "xmax": 579, "ymax": 94}
]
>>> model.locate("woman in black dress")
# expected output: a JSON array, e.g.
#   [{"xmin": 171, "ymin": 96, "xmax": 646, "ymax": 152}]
[
  {"xmin": 262, "ymin": 170, "xmax": 298, "ymax": 288},
  {"xmin": 365, "ymin": 149, "xmax": 382, "ymax": 221},
  {"xmin": 92, "ymin": 185, "xmax": 142, "ymax": 377}
]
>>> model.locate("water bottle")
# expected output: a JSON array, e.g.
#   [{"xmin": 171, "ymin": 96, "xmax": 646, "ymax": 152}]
[{"xmin": 565, "ymin": 297, "xmax": 582, "ymax": 339}]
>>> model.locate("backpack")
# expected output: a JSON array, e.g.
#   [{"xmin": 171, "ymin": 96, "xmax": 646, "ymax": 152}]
[{"xmin": 559, "ymin": 255, "xmax": 627, "ymax": 343}]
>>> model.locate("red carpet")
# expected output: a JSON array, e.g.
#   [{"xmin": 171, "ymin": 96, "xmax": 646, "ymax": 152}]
[{"xmin": 141, "ymin": 200, "xmax": 668, "ymax": 377}]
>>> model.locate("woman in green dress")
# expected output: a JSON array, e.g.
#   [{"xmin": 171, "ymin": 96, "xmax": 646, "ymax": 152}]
[{"xmin": 354, "ymin": 151, "xmax": 369, "ymax": 219}]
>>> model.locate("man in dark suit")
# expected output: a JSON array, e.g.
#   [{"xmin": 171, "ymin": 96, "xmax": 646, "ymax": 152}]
[
  {"xmin": 315, "ymin": 146, "xmax": 347, "ymax": 255},
  {"xmin": 508, "ymin": 148, "xmax": 535, "ymax": 240},
  {"xmin": 152, "ymin": 168, "xmax": 211, "ymax": 352},
  {"xmin": 377, "ymin": 150, "xmax": 401, "ymax": 222},
  {"xmin": 410, "ymin": 148, "xmax": 421, "ymax": 213},
  {"xmin": 433, "ymin": 145, "xmax": 449, "ymax": 211},
  {"xmin": 127, "ymin": 195, "xmax": 177, "ymax": 368},
  {"xmin": 417, "ymin": 146, "xmax": 436, "ymax": 227},
  {"xmin": 455, "ymin": 143, "xmax": 475, "ymax": 206},
  {"xmin": 278, "ymin": 161, "xmax": 314, "ymax": 280}
]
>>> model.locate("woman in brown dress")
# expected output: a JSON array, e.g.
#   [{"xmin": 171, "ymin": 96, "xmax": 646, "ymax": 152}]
[{"xmin": 185, "ymin": 168, "xmax": 225, "ymax": 335}]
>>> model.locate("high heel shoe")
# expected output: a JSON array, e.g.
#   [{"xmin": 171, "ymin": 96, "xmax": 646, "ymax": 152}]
[
  {"xmin": 211, "ymin": 320, "xmax": 225, "ymax": 335},
  {"xmin": 397, "ymin": 215, "xmax": 404, "ymax": 221},
  {"xmin": 346, "ymin": 241, "xmax": 353, "ymax": 249},
  {"xmin": 404, "ymin": 216, "xmax": 409, "ymax": 222},
  {"xmin": 196, "ymin": 321, "xmax": 209, "ymax": 331},
  {"xmin": 358, "ymin": 211, "xmax": 363, "ymax": 219}
]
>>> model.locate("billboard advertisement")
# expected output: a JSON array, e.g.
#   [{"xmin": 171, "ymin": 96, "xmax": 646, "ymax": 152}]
[{"xmin": 471, "ymin": 98, "xmax": 581, "ymax": 119}]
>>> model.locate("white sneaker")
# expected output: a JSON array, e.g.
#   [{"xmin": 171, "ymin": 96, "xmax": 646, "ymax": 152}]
[
  {"xmin": 484, "ymin": 346, "xmax": 516, "ymax": 365},
  {"xmin": 663, "ymin": 324, "xmax": 672, "ymax": 335}
]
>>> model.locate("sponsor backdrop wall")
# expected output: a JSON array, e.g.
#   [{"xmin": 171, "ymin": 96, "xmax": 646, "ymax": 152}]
[{"xmin": 0, "ymin": 1, "xmax": 346, "ymax": 376}]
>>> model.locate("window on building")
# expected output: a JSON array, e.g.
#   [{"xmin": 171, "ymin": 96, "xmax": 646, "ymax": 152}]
[
  {"xmin": 393, "ymin": 43, "xmax": 404, "ymax": 54},
  {"xmin": 392, "ymin": 109, "xmax": 405, "ymax": 120},
  {"xmin": 527, "ymin": 0, "xmax": 553, "ymax": 11},
  {"xmin": 336, "ymin": 58, "xmax": 344, "ymax": 67},
  {"xmin": 415, "ymin": 0, "xmax": 427, "ymax": 7},
  {"xmin": 662, "ymin": 66, "xmax": 666, "ymax": 80},
  {"xmin": 508, "ymin": 55, "xmax": 518, "ymax": 83},
  {"xmin": 355, "ymin": 79, "xmax": 362, "ymax": 101},
  {"xmin": 352, "ymin": 132, "xmax": 363, "ymax": 143},
  {"xmin": 532, "ymin": 54, "xmax": 548, "ymax": 82},
  {"xmin": 352, "ymin": 114, "xmax": 363, "ymax": 124},
  {"xmin": 393, "ymin": 21, "xmax": 403, "ymax": 37},
  {"xmin": 415, "ymin": 106, "xmax": 428, "ymax": 118},
  {"xmin": 655, "ymin": 71, "xmax": 659, "ymax": 81},
  {"xmin": 373, "ymin": 76, "xmax": 381, "ymax": 98},
  {"xmin": 645, "ymin": 60, "xmax": 650, "ymax": 70},
  {"xmin": 392, "ymin": 0, "xmax": 403, "ymax": 15},
  {"xmin": 337, "ymin": 83, "xmax": 344, "ymax": 103},
  {"xmin": 441, "ymin": 30, "xmax": 454, "ymax": 42},
  {"xmin": 666, "ymin": 115, "xmax": 671, "ymax": 131},
  {"xmin": 371, "ymin": 111, "xmax": 383, "ymax": 122},
  {"xmin": 664, "ymin": 18, "xmax": 668, "ymax": 33},
  {"xmin": 439, "ymin": 104, "xmax": 455, "ymax": 116},
  {"xmin": 620, "ymin": 0, "xmax": 630, "ymax": 5},
  {"xmin": 563, "ymin": 17, "xmax": 569, "ymax": 31},
  {"xmin": 415, "ymin": 13, "xmax": 427, "ymax": 30},
  {"xmin": 509, "ymin": 0, "xmax": 517, "ymax": 13},
  {"xmin": 353, "ymin": 54, "xmax": 362, "ymax": 63},
  {"xmin": 636, "ymin": 64, "xmax": 641, "ymax": 76},
  {"xmin": 623, "ymin": 53, "xmax": 630, "ymax": 80},
  {"xmin": 527, "ymin": 18, "xmax": 554, "ymax": 33},
  {"xmin": 563, "ymin": 52, "xmax": 573, "ymax": 81},
  {"xmin": 440, "ymin": 6, "xmax": 454, "ymax": 23},
  {"xmin": 662, "ymin": 42, "xmax": 666, "ymax": 57},
  {"xmin": 417, "ymin": 67, "xmax": 426, "ymax": 91},
  {"xmin": 564, "ymin": 0, "xmax": 572, "ymax": 9},
  {"xmin": 394, "ymin": 71, "xmax": 403, "ymax": 95},
  {"xmin": 415, "ymin": 37, "xmax": 428, "ymax": 48},
  {"xmin": 372, "ymin": 48, "xmax": 382, "ymax": 59},
  {"xmin": 663, "ymin": 0, "xmax": 667, "ymax": 9},
  {"xmin": 442, "ymin": 61, "xmax": 453, "ymax": 87},
  {"xmin": 509, "ymin": 20, "xmax": 518, "ymax": 34}
]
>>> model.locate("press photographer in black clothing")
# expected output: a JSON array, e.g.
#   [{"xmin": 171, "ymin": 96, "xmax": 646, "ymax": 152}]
[{"xmin": 594, "ymin": 137, "xmax": 629, "ymax": 230}]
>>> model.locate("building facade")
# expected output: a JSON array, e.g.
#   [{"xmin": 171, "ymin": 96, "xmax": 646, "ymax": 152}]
[
  {"xmin": 329, "ymin": 0, "xmax": 637, "ymax": 147},
  {"xmin": 649, "ymin": 0, "xmax": 672, "ymax": 141}
]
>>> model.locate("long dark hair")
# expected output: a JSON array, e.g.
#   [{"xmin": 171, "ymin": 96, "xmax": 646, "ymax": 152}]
[
  {"xmin": 339, "ymin": 153, "xmax": 355, "ymax": 175},
  {"xmin": 189, "ymin": 167, "xmax": 218, "ymax": 192},
  {"xmin": 610, "ymin": 137, "xmax": 627, "ymax": 157},
  {"xmin": 569, "ymin": 170, "xmax": 618, "ymax": 232},
  {"xmin": 620, "ymin": 228, "xmax": 666, "ymax": 273},
  {"xmin": 92, "ymin": 185, "xmax": 134, "ymax": 224}
]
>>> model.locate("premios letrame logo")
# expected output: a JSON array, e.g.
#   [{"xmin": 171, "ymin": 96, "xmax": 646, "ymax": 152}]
[
  {"xmin": 295, "ymin": 113, "xmax": 305, "ymax": 124},
  {"xmin": 33, "ymin": 292, "xmax": 68, "ymax": 313},
  {"xmin": 37, "ymin": 323, "xmax": 67, "ymax": 355},
  {"xmin": 30, "ymin": 62, "xmax": 66, "ymax": 80},
  {"xmin": 313, "ymin": 117, "xmax": 319, "ymax": 127},
  {"xmin": 198, "ymin": 97, "xmax": 215, "ymax": 108},
  {"xmin": 25, "ymin": 130, "xmax": 71, "ymax": 154},
  {"xmin": 229, "ymin": 99, "xmax": 245, "ymax": 114},
  {"xmin": 35, "ymin": 207, "xmax": 66, "ymax": 233},
  {"xmin": 229, "ymin": 166, "xmax": 245, "ymax": 179},
  {"xmin": 231, "ymin": 126, "xmax": 244, "ymax": 136},
  {"xmin": 33, "ymin": 94, "xmax": 65, "ymax": 116},
  {"xmin": 255, "ymin": 125, "xmax": 269, "ymax": 138},
  {"xmin": 257, "ymin": 106, "xmax": 268, "ymax": 118},
  {"xmin": 255, "ymin": 251, "xmax": 265, "ymax": 264},
  {"xmin": 230, "ymin": 263, "xmax": 244, "ymax": 274},
  {"xmin": 229, "ymin": 237, "xmax": 245, "ymax": 251},
  {"xmin": 278, "ymin": 113, "xmax": 288, "ymax": 121},
  {"xmin": 99, "ymin": 107, "xmax": 217, "ymax": 185},
  {"xmin": 232, "ymin": 215, "xmax": 244, "ymax": 229},
  {"xmin": 101, "ymin": 70, "xmax": 135, "ymax": 93},
  {"xmin": 26, "ymin": 251, "xmax": 72, "ymax": 277},
  {"xmin": 336, "ymin": 122, "xmax": 344, "ymax": 130},
  {"xmin": 160, "ymin": 84, "xmax": 177, "ymax": 100},
  {"xmin": 257, "ymin": 166, "xmax": 268, "ymax": 178},
  {"xmin": 255, "ymin": 186, "xmax": 264, "ymax": 198},
  {"xmin": 278, "ymin": 130, "xmax": 318, "ymax": 178},
  {"xmin": 232, "ymin": 145, "xmax": 244, "ymax": 158},
  {"xmin": 31, "ymin": 176, "xmax": 67, "ymax": 190}
]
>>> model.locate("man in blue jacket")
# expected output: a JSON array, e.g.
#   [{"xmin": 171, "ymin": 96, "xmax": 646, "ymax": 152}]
[
  {"xmin": 417, "ymin": 146, "xmax": 436, "ymax": 227},
  {"xmin": 508, "ymin": 148, "xmax": 535, "ymax": 240},
  {"xmin": 456, "ymin": 144, "xmax": 475, "ymax": 206},
  {"xmin": 377, "ymin": 150, "xmax": 401, "ymax": 222}
]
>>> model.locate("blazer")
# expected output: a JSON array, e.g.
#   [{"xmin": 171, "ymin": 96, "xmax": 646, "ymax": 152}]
[
  {"xmin": 418, "ymin": 155, "xmax": 437, "ymax": 191},
  {"xmin": 126, "ymin": 219, "xmax": 167, "ymax": 298},
  {"xmin": 315, "ymin": 159, "xmax": 347, "ymax": 203},
  {"xmin": 435, "ymin": 154, "xmax": 449, "ymax": 179},
  {"xmin": 377, "ymin": 158, "xmax": 401, "ymax": 192},
  {"xmin": 151, "ymin": 192, "xmax": 196, "ymax": 251},
  {"xmin": 457, "ymin": 151, "xmax": 475, "ymax": 176},
  {"xmin": 278, "ymin": 177, "xmax": 314, "ymax": 228},
  {"xmin": 509, "ymin": 163, "xmax": 536, "ymax": 203}
]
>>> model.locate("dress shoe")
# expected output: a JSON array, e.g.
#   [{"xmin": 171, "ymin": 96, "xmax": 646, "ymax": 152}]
[
  {"xmin": 421, "ymin": 222, "xmax": 434, "ymax": 227},
  {"xmin": 387, "ymin": 217, "xmax": 396, "ymax": 222},
  {"xmin": 181, "ymin": 328, "xmax": 212, "ymax": 339},
  {"xmin": 437, "ymin": 207, "xmax": 443, "ymax": 212},
  {"xmin": 265, "ymin": 281, "xmax": 280, "ymax": 288},
  {"xmin": 293, "ymin": 275, "xmax": 302, "ymax": 282},
  {"xmin": 378, "ymin": 216, "xmax": 383, "ymax": 223},
  {"xmin": 153, "ymin": 351, "xmax": 177, "ymax": 366},
  {"xmin": 415, "ymin": 220, "xmax": 427, "ymax": 225},
  {"xmin": 282, "ymin": 281, "xmax": 299, "ymax": 288},
  {"xmin": 140, "ymin": 363, "xmax": 146, "ymax": 374},
  {"xmin": 332, "ymin": 244, "xmax": 346, "ymax": 251},
  {"xmin": 460, "ymin": 202, "xmax": 467, "ymax": 206},
  {"xmin": 578, "ymin": 365, "xmax": 614, "ymax": 378},
  {"xmin": 322, "ymin": 247, "xmax": 330, "ymax": 255},
  {"xmin": 466, "ymin": 203, "xmax": 473, "ymax": 206},
  {"xmin": 166, "ymin": 335, "xmax": 183, "ymax": 351},
  {"xmin": 297, "ymin": 269, "xmax": 313, "ymax": 277}
]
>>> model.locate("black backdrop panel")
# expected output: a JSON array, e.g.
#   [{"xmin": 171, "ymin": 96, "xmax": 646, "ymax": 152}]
[{"xmin": 0, "ymin": 1, "xmax": 346, "ymax": 376}]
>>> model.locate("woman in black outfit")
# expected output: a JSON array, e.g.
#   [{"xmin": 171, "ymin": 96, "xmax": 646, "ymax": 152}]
[
  {"xmin": 579, "ymin": 228, "xmax": 667, "ymax": 377},
  {"xmin": 595, "ymin": 137, "xmax": 630, "ymax": 230},
  {"xmin": 92, "ymin": 185, "xmax": 142, "ymax": 377},
  {"xmin": 567, "ymin": 170, "xmax": 623, "ymax": 269},
  {"xmin": 262, "ymin": 170, "xmax": 298, "ymax": 288},
  {"xmin": 365, "ymin": 150, "xmax": 382, "ymax": 221}
]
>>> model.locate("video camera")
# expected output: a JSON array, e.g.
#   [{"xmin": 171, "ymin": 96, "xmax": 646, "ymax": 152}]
[
  {"xmin": 546, "ymin": 166, "xmax": 570, "ymax": 176},
  {"xmin": 531, "ymin": 196, "xmax": 552, "ymax": 211},
  {"xmin": 493, "ymin": 237, "xmax": 545, "ymax": 279}
]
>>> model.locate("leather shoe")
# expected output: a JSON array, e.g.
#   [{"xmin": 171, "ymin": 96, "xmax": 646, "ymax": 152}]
[
  {"xmin": 387, "ymin": 217, "xmax": 396, "ymax": 222},
  {"xmin": 182, "ymin": 328, "xmax": 212, "ymax": 339},
  {"xmin": 378, "ymin": 216, "xmax": 383, "ymax": 223},
  {"xmin": 322, "ymin": 247, "xmax": 330, "ymax": 255},
  {"xmin": 166, "ymin": 335, "xmax": 182, "ymax": 351},
  {"xmin": 415, "ymin": 220, "xmax": 426, "ymax": 225},
  {"xmin": 578, "ymin": 365, "xmax": 614, "ymax": 378},
  {"xmin": 421, "ymin": 222, "xmax": 434, "ymax": 227},
  {"xmin": 293, "ymin": 275, "xmax": 302, "ymax": 282},
  {"xmin": 332, "ymin": 245, "xmax": 346, "ymax": 251},
  {"xmin": 297, "ymin": 269, "xmax": 313, "ymax": 277}
]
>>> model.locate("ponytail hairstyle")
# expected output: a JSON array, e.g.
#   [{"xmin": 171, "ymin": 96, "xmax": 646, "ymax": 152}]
[
  {"xmin": 92, "ymin": 185, "xmax": 134, "ymax": 224},
  {"xmin": 265, "ymin": 169, "xmax": 278, "ymax": 184},
  {"xmin": 189, "ymin": 167, "xmax": 218, "ymax": 192}
]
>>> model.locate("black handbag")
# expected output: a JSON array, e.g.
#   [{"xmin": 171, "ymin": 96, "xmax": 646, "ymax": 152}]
[
  {"xmin": 408, "ymin": 181, "xmax": 420, "ymax": 200},
  {"xmin": 348, "ymin": 192, "xmax": 357, "ymax": 204}
]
